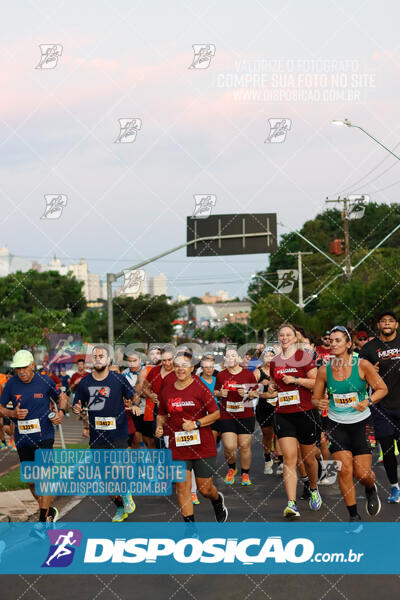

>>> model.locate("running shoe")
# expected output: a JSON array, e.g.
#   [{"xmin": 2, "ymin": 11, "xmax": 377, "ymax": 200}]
[
  {"xmin": 346, "ymin": 514, "xmax": 363, "ymax": 534},
  {"xmin": 192, "ymin": 493, "xmax": 200, "ymax": 505},
  {"xmin": 122, "ymin": 495, "xmax": 136, "ymax": 515},
  {"xmin": 264, "ymin": 460, "xmax": 274, "ymax": 475},
  {"xmin": 30, "ymin": 522, "xmax": 47, "ymax": 540},
  {"xmin": 309, "ymin": 489, "xmax": 322, "ymax": 511},
  {"xmin": 365, "ymin": 484, "xmax": 381, "ymax": 516},
  {"xmin": 0, "ymin": 442, "xmax": 7, "ymax": 450},
  {"xmin": 47, "ymin": 506, "xmax": 59, "ymax": 525},
  {"xmin": 276, "ymin": 462, "xmax": 284, "ymax": 475},
  {"xmin": 387, "ymin": 486, "xmax": 400, "ymax": 504},
  {"xmin": 112, "ymin": 507, "xmax": 128, "ymax": 522},
  {"xmin": 283, "ymin": 500, "xmax": 300, "ymax": 518},
  {"xmin": 212, "ymin": 492, "xmax": 228, "ymax": 523},
  {"xmin": 300, "ymin": 481, "xmax": 311, "ymax": 500},
  {"xmin": 241, "ymin": 473, "xmax": 252, "ymax": 486},
  {"xmin": 224, "ymin": 468, "xmax": 237, "ymax": 485}
]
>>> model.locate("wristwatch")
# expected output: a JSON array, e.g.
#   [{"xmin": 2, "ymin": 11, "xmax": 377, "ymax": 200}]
[
  {"xmin": 195, "ymin": 420, "xmax": 201, "ymax": 429},
  {"xmin": 367, "ymin": 397, "xmax": 373, "ymax": 406}
]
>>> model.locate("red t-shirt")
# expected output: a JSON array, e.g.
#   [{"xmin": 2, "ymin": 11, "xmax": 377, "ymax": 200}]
[
  {"xmin": 144, "ymin": 366, "xmax": 175, "ymax": 421},
  {"xmin": 270, "ymin": 350, "xmax": 316, "ymax": 414},
  {"xmin": 159, "ymin": 378, "xmax": 218, "ymax": 460},
  {"xmin": 70, "ymin": 370, "xmax": 90, "ymax": 391},
  {"xmin": 215, "ymin": 368, "xmax": 257, "ymax": 420},
  {"xmin": 315, "ymin": 346, "xmax": 332, "ymax": 361}
]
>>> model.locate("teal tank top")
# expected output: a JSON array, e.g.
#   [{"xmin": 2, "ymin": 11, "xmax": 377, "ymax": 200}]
[{"xmin": 326, "ymin": 356, "xmax": 370, "ymax": 424}]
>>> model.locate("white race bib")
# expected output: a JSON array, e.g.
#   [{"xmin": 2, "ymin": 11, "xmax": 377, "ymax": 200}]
[
  {"xmin": 95, "ymin": 416, "xmax": 116, "ymax": 430},
  {"xmin": 226, "ymin": 400, "xmax": 245, "ymax": 413},
  {"xmin": 333, "ymin": 393, "xmax": 359, "ymax": 408},
  {"xmin": 18, "ymin": 419, "xmax": 41, "ymax": 434},
  {"xmin": 278, "ymin": 390, "xmax": 300, "ymax": 407},
  {"xmin": 174, "ymin": 429, "xmax": 200, "ymax": 447}
]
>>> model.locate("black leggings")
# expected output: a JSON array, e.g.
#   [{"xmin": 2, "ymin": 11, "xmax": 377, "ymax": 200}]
[{"xmin": 379, "ymin": 435, "xmax": 399, "ymax": 485}]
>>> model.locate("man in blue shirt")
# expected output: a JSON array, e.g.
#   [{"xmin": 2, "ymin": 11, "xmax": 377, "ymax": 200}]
[
  {"xmin": 0, "ymin": 349, "xmax": 68, "ymax": 538},
  {"xmin": 73, "ymin": 345, "xmax": 137, "ymax": 522}
]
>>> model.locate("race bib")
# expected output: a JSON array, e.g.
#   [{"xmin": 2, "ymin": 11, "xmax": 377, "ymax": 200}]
[
  {"xmin": 332, "ymin": 393, "xmax": 359, "ymax": 408},
  {"xmin": 94, "ymin": 416, "xmax": 116, "ymax": 430},
  {"xmin": 18, "ymin": 419, "xmax": 41, "ymax": 434},
  {"xmin": 226, "ymin": 400, "xmax": 245, "ymax": 412},
  {"xmin": 174, "ymin": 429, "xmax": 200, "ymax": 447},
  {"xmin": 278, "ymin": 390, "xmax": 300, "ymax": 407}
]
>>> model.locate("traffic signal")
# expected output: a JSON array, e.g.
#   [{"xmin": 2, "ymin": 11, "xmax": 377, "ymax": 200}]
[{"xmin": 329, "ymin": 239, "xmax": 344, "ymax": 255}]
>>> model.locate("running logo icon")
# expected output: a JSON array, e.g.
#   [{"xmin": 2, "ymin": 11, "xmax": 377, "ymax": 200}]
[
  {"xmin": 265, "ymin": 119, "xmax": 292, "ymax": 143},
  {"xmin": 41, "ymin": 195, "xmax": 67, "ymax": 220},
  {"xmin": 88, "ymin": 386, "xmax": 111, "ymax": 411},
  {"xmin": 192, "ymin": 195, "xmax": 217, "ymax": 218},
  {"xmin": 35, "ymin": 45, "xmax": 63, "ymax": 69},
  {"xmin": 188, "ymin": 45, "xmax": 216, "ymax": 69},
  {"xmin": 115, "ymin": 119, "xmax": 142, "ymax": 143},
  {"xmin": 42, "ymin": 529, "xmax": 81, "ymax": 568},
  {"xmin": 122, "ymin": 269, "xmax": 146, "ymax": 295}
]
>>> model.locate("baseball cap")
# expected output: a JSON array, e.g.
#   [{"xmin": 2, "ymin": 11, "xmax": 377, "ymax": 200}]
[
  {"xmin": 262, "ymin": 346, "xmax": 277, "ymax": 356},
  {"xmin": 10, "ymin": 350, "xmax": 34, "ymax": 368},
  {"xmin": 356, "ymin": 331, "xmax": 368, "ymax": 340},
  {"xmin": 376, "ymin": 310, "xmax": 398, "ymax": 322}
]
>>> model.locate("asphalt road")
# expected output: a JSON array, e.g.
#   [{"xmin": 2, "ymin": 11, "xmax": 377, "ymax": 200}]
[{"xmin": 1, "ymin": 430, "xmax": 399, "ymax": 600}]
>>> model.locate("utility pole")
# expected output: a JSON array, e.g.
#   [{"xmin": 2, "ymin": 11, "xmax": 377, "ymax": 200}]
[
  {"xmin": 325, "ymin": 196, "xmax": 352, "ymax": 281},
  {"xmin": 286, "ymin": 251, "xmax": 313, "ymax": 308}
]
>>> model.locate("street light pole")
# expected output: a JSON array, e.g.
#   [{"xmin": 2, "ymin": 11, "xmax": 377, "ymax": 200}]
[
  {"xmin": 286, "ymin": 251, "xmax": 313, "ymax": 308},
  {"xmin": 107, "ymin": 231, "xmax": 273, "ymax": 346},
  {"xmin": 332, "ymin": 119, "xmax": 400, "ymax": 161}
]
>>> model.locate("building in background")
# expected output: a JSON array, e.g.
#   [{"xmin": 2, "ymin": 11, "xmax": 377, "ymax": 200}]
[
  {"xmin": 41, "ymin": 256, "xmax": 103, "ymax": 302},
  {"xmin": 201, "ymin": 289, "xmax": 230, "ymax": 304},
  {"xmin": 149, "ymin": 273, "xmax": 167, "ymax": 297},
  {"xmin": 0, "ymin": 246, "xmax": 34, "ymax": 276}
]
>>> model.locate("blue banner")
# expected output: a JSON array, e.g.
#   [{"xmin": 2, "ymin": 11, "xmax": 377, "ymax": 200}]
[{"xmin": 0, "ymin": 523, "xmax": 398, "ymax": 574}]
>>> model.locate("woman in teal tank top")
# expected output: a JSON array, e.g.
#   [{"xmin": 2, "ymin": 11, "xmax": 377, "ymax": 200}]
[{"xmin": 313, "ymin": 326, "xmax": 387, "ymax": 525}]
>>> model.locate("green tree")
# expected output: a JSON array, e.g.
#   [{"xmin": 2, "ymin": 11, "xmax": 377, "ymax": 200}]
[{"xmin": 112, "ymin": 295, "xmax": 178, "ymax": 344}]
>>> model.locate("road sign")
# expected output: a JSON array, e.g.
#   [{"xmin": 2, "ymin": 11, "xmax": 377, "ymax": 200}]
[{"xmin": 186, "ymin": 213, "xmax": 277, "ymax": 256}]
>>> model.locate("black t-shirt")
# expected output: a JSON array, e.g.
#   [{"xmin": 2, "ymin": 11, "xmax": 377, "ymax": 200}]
[{"xmin": 359, "ymin": 334, "xmax": 400, "ymax": 409}]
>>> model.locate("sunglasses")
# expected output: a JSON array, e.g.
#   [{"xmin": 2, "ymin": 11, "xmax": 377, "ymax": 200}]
[
  {"xmin": 358, "ymin": 337, "xmax": 368, "ymax": 341},
  {"xmin": 330, "ymin": 325, "xmax": 351, "ymax": 340}
]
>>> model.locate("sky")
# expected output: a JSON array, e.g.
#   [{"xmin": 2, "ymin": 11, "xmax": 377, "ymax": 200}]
[{"xmin": 1, "ymin": 0, "xmax": 400, "ymax": 300}]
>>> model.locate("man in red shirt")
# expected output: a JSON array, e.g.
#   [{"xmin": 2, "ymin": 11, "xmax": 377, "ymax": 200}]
[
  {"xmin": 214, "ymin": 348, "xmax": 258, "ymax": 486},
  {"xmin": 315, "ymin": 331, "xmax": 332, "ymax": 363}
]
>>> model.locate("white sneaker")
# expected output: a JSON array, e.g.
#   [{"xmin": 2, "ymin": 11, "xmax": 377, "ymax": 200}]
[
  {"xmin": 276, "ymin": 462, "xmax": 284, "ymax": 475},
  {"xmin": 264, "ymin": 460, "xmax": 274, "ymax": 475}
]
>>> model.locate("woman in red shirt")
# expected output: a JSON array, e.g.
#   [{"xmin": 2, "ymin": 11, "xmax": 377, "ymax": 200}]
[
  {"xmin": 214, "ymin": 348, "xmax": 258, "ymax": 486},
  {"xmin": 269, "ymin": 323, "xmax": 321, "ymax": 519},
  {"xmin": 156, "ymin": 351, "xmax": 228, "ymax": 524}
]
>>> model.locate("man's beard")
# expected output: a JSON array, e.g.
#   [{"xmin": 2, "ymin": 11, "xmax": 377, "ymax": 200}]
[
  {"xmin": 93, "ymin": 364, "xmax": 107, "ymax": 372},
  {"xmin": 380, "ymin": 327, "xmax": 396, "ymax": 338}
]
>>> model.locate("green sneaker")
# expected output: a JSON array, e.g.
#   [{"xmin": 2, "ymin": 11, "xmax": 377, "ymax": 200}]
[
  {"xmin": 283, "ymin": 500, "xmax": 300, "ymax": 518},
  {"xmin": 122, "ymin": 495, "xmax": 136, "ymax": 515},
  {"xmin": 112, "ymin": 507, "xmax": 127, "ymax": 522}
]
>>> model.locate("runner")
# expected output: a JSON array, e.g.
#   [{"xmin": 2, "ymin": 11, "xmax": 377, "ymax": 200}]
[
  {"xmin": 122, "ymin": 352, "xmax": 155, "ymax": 449},
  {"xmin": 148, "ymin": 345, "xmax": 162, "ymax": 366},
  {"xmin": 200, "ymin": 355, "xmax": 219, "ymax": 443},
  {"xmin": 72, "ymin": 345, "xmax": 137, "ymax": 523},
  {"xmin": 143, "ymin": 346, "xmax": 176, "ymax": 448},
  {"xmin": 0, "ymin": 371, "xmax": 8, "ymax": 449},
  {"xmin": 313, "ymin": 326, "xmax": 388, "ymax": 523},
  {"xmin": 214, "ymin": 348, "xmax": 258, "ymax": 486},
  {"xmin": 315, "ymin": 331, "xmax": 332, "ymax": 363},
  {"xmin": 269, "ymin": 323, "xmax": 322, "ymax": 518},
  {"xmin": 254, "ymin": 347, "xmax": 278, "ymax": 475},
  {"xmin": 155, "ymin": 351, "xmax": 228, "ymax": 524},
  {"xmin": 70, "ymin": 358, "xmax": 90, "ymax": 438},
  {"xmin": 0, "ymin": 350, "xmax": 68, "ymax": 537},
  {"xmin": 359, "ymin": 311, "xmax": 400, "ymax": 503}
]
